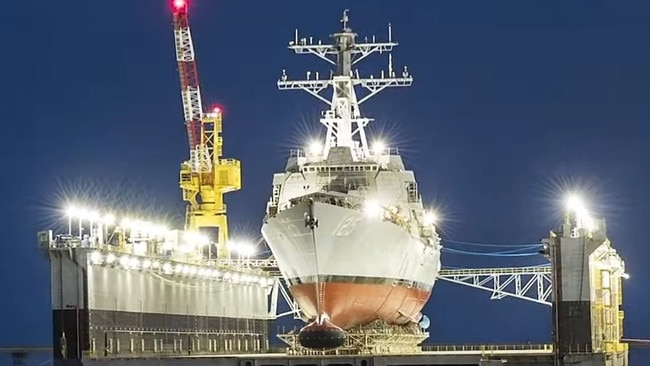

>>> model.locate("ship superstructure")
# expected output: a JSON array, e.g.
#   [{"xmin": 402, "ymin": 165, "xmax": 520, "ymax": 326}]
[{"xmin": 262, "ymin": 11, "xmax": 442, "ymax": 349}]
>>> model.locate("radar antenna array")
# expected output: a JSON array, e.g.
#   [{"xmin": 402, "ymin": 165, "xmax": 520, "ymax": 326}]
[{"xmin": 278, "ymin": 10, "xmax": 412, "ymax": 161}]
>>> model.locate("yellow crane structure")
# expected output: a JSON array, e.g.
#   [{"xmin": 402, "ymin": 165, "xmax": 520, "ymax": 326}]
[{"xmin": 171, "ymin": 0, "xmax": 240, "ymax": 258}]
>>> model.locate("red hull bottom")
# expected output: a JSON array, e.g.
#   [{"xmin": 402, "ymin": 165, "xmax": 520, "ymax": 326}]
[{"xmin": 290, "ymin": 282, "xmax": 431, "ymax": 330}]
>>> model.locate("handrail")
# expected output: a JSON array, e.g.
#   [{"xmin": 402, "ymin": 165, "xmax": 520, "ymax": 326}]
[
  {"xmin": 439, "ymin": 266, "xmax": 552, "ymax": 276},
  {"xmin": 422, "ymin": 343, "xmax": 553, "ymax": 352}
]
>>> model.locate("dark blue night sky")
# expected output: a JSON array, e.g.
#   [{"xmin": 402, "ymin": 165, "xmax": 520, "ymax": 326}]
[{"xmin": 1, "ymin": 0, "xmax": 649, "ymax": 362}]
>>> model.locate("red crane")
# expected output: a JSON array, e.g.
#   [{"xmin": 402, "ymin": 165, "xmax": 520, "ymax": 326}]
[{"xmin": 171, "ymin": 0, "xmax": 241, "ymax": 258}]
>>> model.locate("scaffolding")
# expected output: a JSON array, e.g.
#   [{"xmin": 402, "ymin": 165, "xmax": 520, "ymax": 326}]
[{"xmin": 278, "ymin": 320, "xmax": 428, "ymax": 356}]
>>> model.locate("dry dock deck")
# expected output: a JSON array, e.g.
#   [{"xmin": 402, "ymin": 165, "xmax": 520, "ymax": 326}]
[{"xmin": 49, "ymin": 344, "xmax": 556, "ymax": 366}]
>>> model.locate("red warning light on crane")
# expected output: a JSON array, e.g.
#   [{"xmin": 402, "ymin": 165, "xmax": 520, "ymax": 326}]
[
  {"xmin": 212, "ymin": 106, "xmax": 222, "ymax": 114},
  {"xmin": 173, "ymin": 0, "xmax": 186, "ymax": 9}
]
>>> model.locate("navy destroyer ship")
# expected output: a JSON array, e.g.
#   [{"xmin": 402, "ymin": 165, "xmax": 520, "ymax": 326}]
[{"xmin": 262, "ymin": 11, "xmax": 442, "ymax": 349}]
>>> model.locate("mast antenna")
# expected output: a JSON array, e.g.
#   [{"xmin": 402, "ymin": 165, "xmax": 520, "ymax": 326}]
[{"xmin": 278, "ymin": 11, "xmax": 413, "ymax": 162}]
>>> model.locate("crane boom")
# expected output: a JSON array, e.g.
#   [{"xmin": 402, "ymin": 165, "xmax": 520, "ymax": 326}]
[
  {"xmin": 172, "ymin": 0, "xmax": 202, "ymax": 152},
  {"xmin": 171, "ymin": 0, "xmax": 241, "ymax": 258}
]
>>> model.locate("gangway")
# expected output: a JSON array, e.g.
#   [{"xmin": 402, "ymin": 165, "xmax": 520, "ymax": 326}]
[{"xmin": 437, "ymin": 266, "xmax": 553, "ymax": 305}]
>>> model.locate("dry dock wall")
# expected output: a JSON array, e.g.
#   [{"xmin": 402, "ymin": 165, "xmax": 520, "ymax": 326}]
[{"xmin": 50, "ymin": 248, "xmax": 272, "ymax": 360}]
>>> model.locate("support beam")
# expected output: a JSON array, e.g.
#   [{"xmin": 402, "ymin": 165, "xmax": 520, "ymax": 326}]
[{"xmin": 437, "ymin": 266, "xmax": 553, "ymax": 305}]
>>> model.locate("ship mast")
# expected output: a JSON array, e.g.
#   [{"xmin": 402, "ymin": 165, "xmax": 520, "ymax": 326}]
[{"xmin": 278, "ymin": 10, "xmax": 413, "ymax": 162}]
